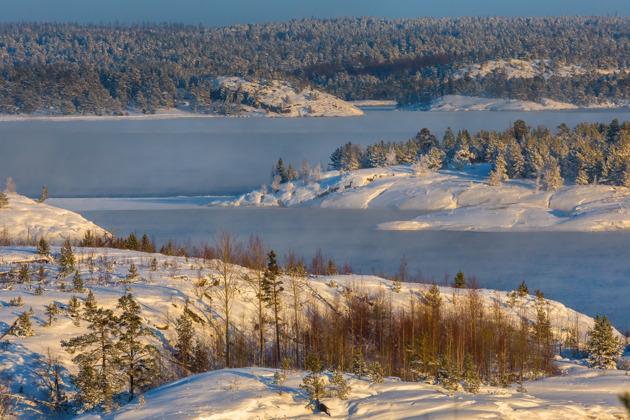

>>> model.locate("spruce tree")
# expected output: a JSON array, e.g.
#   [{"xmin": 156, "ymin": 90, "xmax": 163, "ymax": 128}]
[
  {"xmin": 140, "ymin": 234, "xmax": 153, "ymax": 253},
  {"xmin": 68, "ymin": 296, "xmax": 81, "ymax": 326},
  {"xmin": 300, "ymin": 353, "xmax": 326, "ymax": 402},
  {"xmin": 453, "ymin": 271, "xmax": 466, "ymax": 289},
  {"xmin": 37, "ymin": 237, "xmax": 50, "ymax": 256},
  {"xmin": 83, "ymin": 290, "xmax": 98, "ymax": 322},
  {"xmin": 175, "ymin": 310, "xmax": 195, "ymax": 373},
  {"xmin": 576, "ymin": 169, "xmax": 590, "ymax": 185},
  {"xmin": 126, "ymin": 263, "xmax": 139, "ymax": 281},
  {"xmin": 329, "ymin": 369, "xmax": 351, "ymax": 400},
  {"xmin": 352, "ymin": 348, "xmax": 367, "ymax": 379},
  {"xmin": 72, "ymin": 271, "xmax": 84, "ymax": 292},
  {"xmin": 462, "ymin": 354, "xmax": 481, "ymax": 393},
  {"xmin": 18, "ymin": 264, "xmax": 30, "ymax": 285},
  {"xmin": 368, "ymin": 361, "xmax": 385, "ymax": 383},
  {"xmin": 58, "ymin": 239, "xmax": 75, "ymax": 277},
  {"xmin": 116, "ymin": 292, "xmax": 159, "ymax": 401},
  {"xmin": 276, "ymin": 158, "xmax": 288, "ymax": 183},
  {"xmin": 587, "ymin": 315, "xmax": 622, "ymax": 369}
]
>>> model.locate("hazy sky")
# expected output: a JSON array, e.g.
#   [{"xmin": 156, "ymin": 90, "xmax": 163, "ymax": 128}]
[{"xmin": 0, "ymin": 0, "xmax": 628, "ymax": 27}]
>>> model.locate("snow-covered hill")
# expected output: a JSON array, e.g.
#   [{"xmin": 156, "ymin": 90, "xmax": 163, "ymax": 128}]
[
  {"xmin": 0, "ymin": 246, "xmax": 627, "ymax": 419},
  {"xmin": 210, "ymin": 77, "xmax": 364, "ymax": 117},
  {"xmin": 216, "ymin": 164, "xmax": 630, "ymax": 232},
  {"xmin": 0, "ymin": 194, "xmax": 108, "ymax": 243}
]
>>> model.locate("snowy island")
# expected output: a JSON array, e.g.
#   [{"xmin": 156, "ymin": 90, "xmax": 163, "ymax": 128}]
[{"xmin": 216, "ymin": 164, "xmax": 630, "ymax": 232}]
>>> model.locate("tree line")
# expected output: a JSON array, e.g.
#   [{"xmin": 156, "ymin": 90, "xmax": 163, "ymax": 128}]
[
  {"xmin": 327, "ymin": 119, "xmax": 630, "ymax": 190},
  {"xmin": 0, "ymin": 17, "xmax": 629, "ymax": 114}
]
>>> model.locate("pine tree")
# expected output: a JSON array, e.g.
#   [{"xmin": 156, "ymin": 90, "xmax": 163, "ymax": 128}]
[
  {"xmin": 72, "ymin": 271, "xmax": 84, "ymax": 292},
  {"xmin": 262, "ymin": 250, "xmax": 283, "ymax": 365},
  {"xmin": 489, "ymin": 153, "xmax": 509, "ymax": 186},
  {"xmin": 38, "ymin": 185, "xmax": 49, "ymax": 203},
  {"xmin": 37, "ymin": 237, "xmax": 50, "ymax": 256},
  {"xmin": 276, "ymin": 158, "xmax": 289, "ymax": 183},
  {"xmin": 140, "ymin": 234, "xmax": 153, "ymax": 253},
  {"xmin": 175, "ymin": 310, "xmax": 195, "ymax": 373},
  {"xmin": 61, "ymin": 307, "xmax": 122, "ymax": 413},
  {"xmin": 368, "ymin": 361, "xmax": 385, "ymax": 383},
  {"xmin": 13, "ymin": 311, "xmax": 35, "ymax": 337},
  {"xmin": 18, "ymin": 264, "xmax": 30, "ymax": 285},
  {"xmin": 300, "ymin": 353, "xmax": 326, "ymax": 401},
  {"xmin": 126, "ymin": 263, "xmax": 139, "ymax": 281},
  {"xmin": 287, "ymin": 163, "xmax": 298, "ymax": 181},
  {"xmin": 191, "ymin": 339, "xmax": 210, "ymax": 374},
  {"xmin": 426, "ymin": 146, "xmax": 445, "ymax": 170},
  {"xmin": 542, "ymin": 157, "xmax": 564, "ymax": 191},
  {"xmin": 83, "ymin": 290, "xmax": 98, "ymax": 322},
  {"xmin": 453, "ymin": 144, "xmax": 474, "ymax": 170},
  {"xmin": 575, "ymin": 169, "xmax": 589, "ymax": 185},
  {"xmin": 587, "ymin": 315, "xmax": 622, "ymax": 369},
  {"xmin": 325, "ymin": 259, "xmax": 337, "ymax": 276},
  {"xmin": 116, "ymin": 292, "xmax": 160, "ymax": 401},
  {"xmin": 35, "ymin": 285, "xmax": 43, "ymax": 296},
  {"xmin": 329, "ymin": 369, "xmax": 351, "ymax": 400},
  {"xmin": 352, "ymin": 348, "xmax": 367, "ymax": 379},
  {"xmin": 462, "ymin": 354, "xmax": 481, "ymax": 393},
  {"xmin": 44, "ymin": 302, "xmax": 61, "ymax": 326},
  {"xmin": 68, "ymin": 296, "xmax": 81, "ymax": 326},
  {"xmin": 58, "ymin": 239, "xmax": 75, "ymax": 277},
  {"xmin": 453, "ymin": 271, "xmax": 466, "ymax": 289},
  {"xmin": 125, "ymin": 233, "xmax": 139, "ymax": 251}
]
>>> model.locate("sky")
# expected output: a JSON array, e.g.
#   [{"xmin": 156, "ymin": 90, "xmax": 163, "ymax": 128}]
[{"xmin": 0, "ymin": 0, "xmax": 628, "ymax": 27}]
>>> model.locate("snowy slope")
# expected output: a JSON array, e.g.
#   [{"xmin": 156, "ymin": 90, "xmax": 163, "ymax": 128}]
[
  {"xmin": 216, "ymin": 164, "xmax": 630, "ymax": 232},
  {"xmin": 0, "ymin": 246, "xmax": 627, "ymax": 419},
  {"xmin": 81, "ymin": 362, "xmax": 630, "ymax": 420},
  {"xmin": 452, "ymin": 59, "xmax": 623, "ymax": 81},
  {"xmin": 0, "ymin": 194, "xmax": 108, "ymax": 243},
  {"xmin": 211, "ymin": 77, "xmax": 364, "ymax": 117}
]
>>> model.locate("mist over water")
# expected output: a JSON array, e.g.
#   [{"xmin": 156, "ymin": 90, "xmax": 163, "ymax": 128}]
[
  {"xmin": 6, "ymin": 108, "xmax": 630, "ymax": 329},
  {"xmin": 3, "ymin": 109, "xmax": 630, "ymax": 197}
]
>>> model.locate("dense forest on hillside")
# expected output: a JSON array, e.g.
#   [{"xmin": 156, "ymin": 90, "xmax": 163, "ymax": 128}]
[{"xmin": 1, "ymin": 17, "xmax": 630, "ymax": 114}]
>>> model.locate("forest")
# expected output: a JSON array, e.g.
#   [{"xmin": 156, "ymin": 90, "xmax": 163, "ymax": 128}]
[
  {"xmin": 319, "ymin": 119, "xmax": 630, "ymax": 190},
  {"xmin": 0, "ymin": 17, "xmax": 630, "ymax": 114}
]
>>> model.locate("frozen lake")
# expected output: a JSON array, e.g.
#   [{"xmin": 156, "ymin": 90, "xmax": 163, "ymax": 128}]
[{"xmin": 7, "ymin": 108, "xmax": 630, "ymax": 331}]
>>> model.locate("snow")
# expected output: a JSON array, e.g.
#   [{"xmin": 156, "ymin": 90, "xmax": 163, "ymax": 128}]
[
  {"xmin": 415, "ymin": 95, "xmax": 581, "ymax": 112},
  {"xmin": 0, "ymin": 194, "xmax": 108, "ymax": 243},
  {"xmin": 452, "ymin": 59, "xmax": 624, "ymax": 81},
  {"xmin": 78, "ymin": 363, "xmax": 630, "ymax": 419},
  {"xmin": 211, "ymin": 77, "xmax": 364, "ymax": 117},
  {"xmin": 217, "ymin": 164, "xmax": 630, "ymax": 232},
  {"xmin": 0, "ymin": 246, "xmax": 628, "ymax": 419}
]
